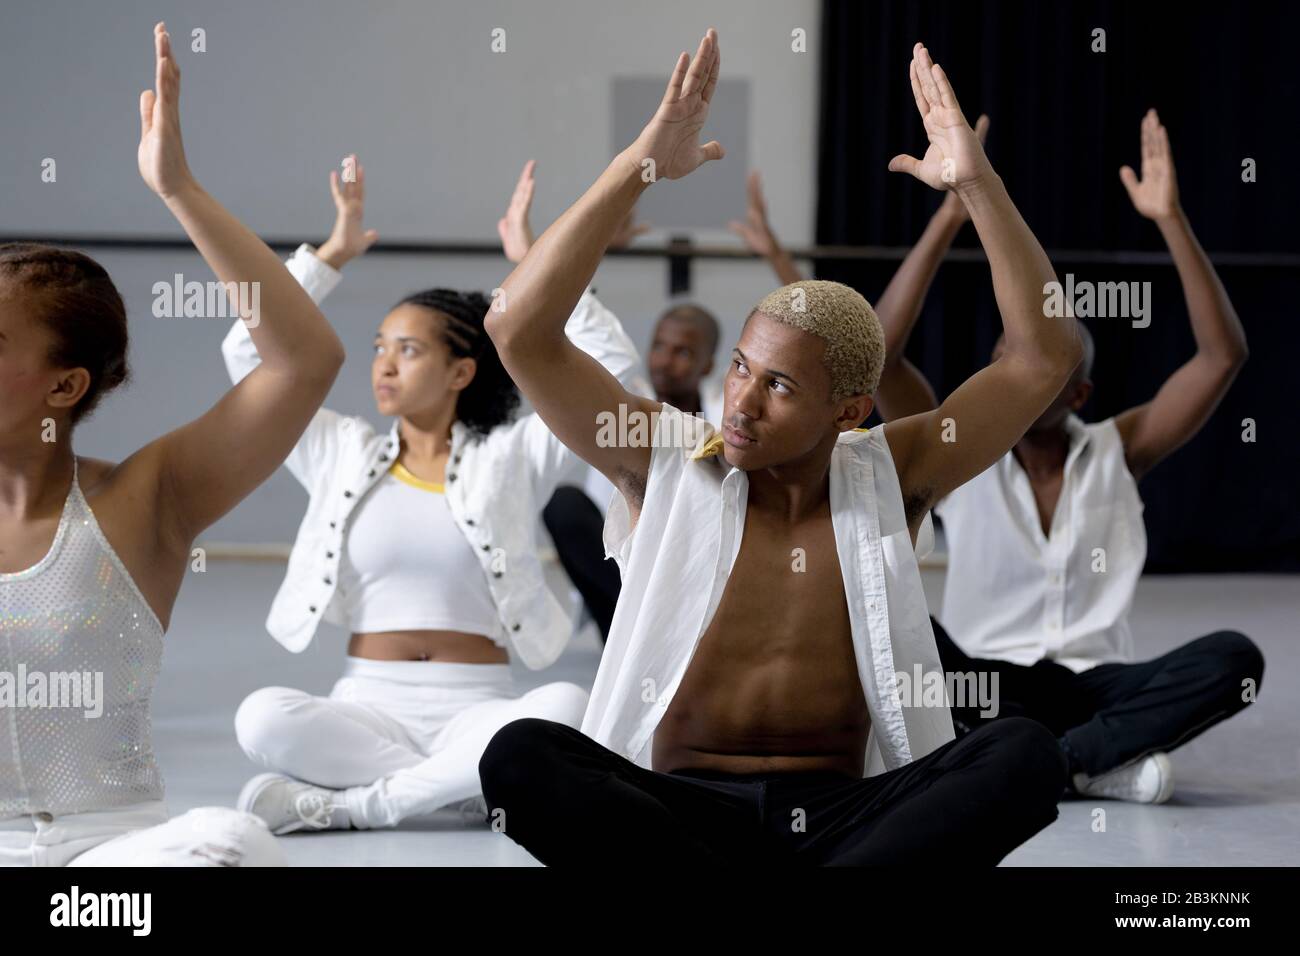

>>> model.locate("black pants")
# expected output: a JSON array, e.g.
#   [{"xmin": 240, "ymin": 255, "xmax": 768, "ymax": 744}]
[
  {"xmin": 479, "ymin": 716, "xmax": 1065, "ymax": 866},
  {"xmin": 930, "ymin": 617, "xmax": 1265, "ymax": 778},
  {"xmin": 542, "ymin": 485, "xmax": 621, "ymax": 642}
]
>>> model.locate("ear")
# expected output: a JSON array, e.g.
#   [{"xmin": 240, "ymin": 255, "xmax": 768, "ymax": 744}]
[
  {"xmin": 701, "ymin": 355, "xmax": 714, "ymax": 378},
  {"xmin": 835, "ymin": 392, "xmax": 873, "ymax": 431},
  {"xmin": 448, "ymin": 355, "xmax": 478, "ymax": 394},
  {"xmin": 47, "ymin": 367, "xmax": 92, "ymax": 413},
  {"xmin": 1068, "ymin": 378, "xmax": 1093, "ymax": 412}
]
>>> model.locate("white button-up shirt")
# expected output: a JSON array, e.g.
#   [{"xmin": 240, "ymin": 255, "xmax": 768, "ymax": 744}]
[
  {"xmin": 936, "ymin": 415, "xmax": 1146, "ymax": 673},
  {"xmin": 220, "ymin": 245, "xmax": 645, "ymax": 669},
  {"xmin": 582, "ymin": 404, "xmax": 954, "ymax": 776}
]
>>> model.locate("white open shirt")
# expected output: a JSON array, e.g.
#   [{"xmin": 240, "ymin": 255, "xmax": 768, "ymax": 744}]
[
  {"xmin": 936, "ymin": 415, "xmax": 1145, "ymax": 673},
  {"xmin": 582, "ymin": 404, "xmax": 954, "ymax": 777}
]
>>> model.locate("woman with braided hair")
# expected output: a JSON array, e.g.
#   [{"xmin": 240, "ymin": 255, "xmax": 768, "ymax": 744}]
[{"xmin": 228, "ymin": 156, "xmax": 645, "ymax": 837}]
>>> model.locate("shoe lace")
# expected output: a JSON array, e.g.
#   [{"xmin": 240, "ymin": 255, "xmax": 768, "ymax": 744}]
[{"xmin": 294, "ymin": 790, "xmax": 335, "ymax": 828}]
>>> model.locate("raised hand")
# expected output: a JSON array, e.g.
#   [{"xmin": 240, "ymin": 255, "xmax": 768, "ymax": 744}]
[
  {"xmin": 939, "ymin": 114, "xmax": 990, "ymax": 223},
  {"xmin": 728, "ymin": 170, "xmax": 780, "ymax": 257},
  {"xmin": 1119, "ymin": 109, "xmax": 1180, "ymax": 222},
  {"xmin": 317, "ymin": 154, "xmax": 379, "ymax": 270},
  {"xmin": 497, "ymin": 159, "xmax": 536, "ymax": 264},
  {"xmin": 627, "ymin": 29, "xmax": 725, "ymax": 182},
  {"xmin": 137, "ymin": 22, "xmax": 194, "ymax": 200},
  {"xmin": 888, "ymin": 43, "xmax": 992, "ymax": 194}
]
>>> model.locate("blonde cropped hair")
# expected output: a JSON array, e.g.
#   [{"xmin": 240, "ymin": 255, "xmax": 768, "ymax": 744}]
[{"xmin": 752, "ymin": 280, "xmax": 884, "ymax": 399}]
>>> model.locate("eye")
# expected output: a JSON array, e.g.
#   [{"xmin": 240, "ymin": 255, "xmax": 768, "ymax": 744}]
[
  {"xmin": 769, "ymin": 379, "xmax": 790, "ymax": 394},
  {"xmin": 733, "ymin": 359, "xmax": 748, "ymax": 375},
  {"xmin": 401, "ymin": 344, "xmax": 419, "ymax": 357},
  {"xmin": 373, "ymin": 342, "xmax": 385, "ymax": 356}
]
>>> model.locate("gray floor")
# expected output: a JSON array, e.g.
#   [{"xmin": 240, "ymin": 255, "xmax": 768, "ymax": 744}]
[{"xmin": 153, "ymin": 561, "xmax": 1300, "ymax": 866}]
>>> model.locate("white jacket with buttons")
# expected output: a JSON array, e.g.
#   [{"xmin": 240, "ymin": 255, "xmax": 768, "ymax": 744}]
[{"xmin": 221, "ymin": 245, "xmax": 645, "ymax": 669}]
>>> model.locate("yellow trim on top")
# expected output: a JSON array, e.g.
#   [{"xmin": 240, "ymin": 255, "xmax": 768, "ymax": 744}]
[
  {"xmin": 390, "ymin": 460, "xmax": 445, "ymax": 493},
  {"xmin": 689, "ymin": 432, "xmax": 726, "ymax": 461},
  {"xmin": 691, "ymin": 425, "xmax": 869, "ymax": 461}
]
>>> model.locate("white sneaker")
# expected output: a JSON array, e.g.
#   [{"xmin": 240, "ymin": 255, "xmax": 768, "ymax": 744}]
[
  {"xmin": 237, "ymin": 773, "xmax": 350, "ymax": 835},
  {"xmin": 1073, "ymin": 753, "xmax": 1175, "ymax": 804}
]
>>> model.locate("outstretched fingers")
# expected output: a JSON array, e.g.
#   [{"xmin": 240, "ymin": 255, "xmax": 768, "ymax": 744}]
[
  {"xmin": 154, "ymin": 22, "xmax": 178, "ymax": 108},
  {"xmin": 908, "ymin": 57, "xmax": 929, "ymax": 119},
  {"xmin": 746, "ymin": 170, "xmax": 767, "ymax": 216},
  {"xmin": 1152, "ymin": 114, "xmax": 1171, "ymax": 162},
  {"xmin": 930, "ymin": 62, "xmax": 963, "ymax": 114},
  {"xmin": 663, "ymin": 52, "xmax": 690, "ymax": 105},
  {"xmin": 702, "ymin": 34, "xmax": 721, "ymax": 104},
  {"xmin": 915, "ymin": 44, "xmax": 943, "ymax": 110},
  {"xmin": 138, "ymin": 89, "xmax": 155, "ymax": 138},
  {"xmin": 681, "ymin": 29, "xmax": 715, "ymax": 99},
  {"xmin": 511, "ymin": 159, "xmax": 536, "ymax": 208},
  {"xmin": 1140, "ymin": 110, "xmax": 1155, "ymax": 173}
]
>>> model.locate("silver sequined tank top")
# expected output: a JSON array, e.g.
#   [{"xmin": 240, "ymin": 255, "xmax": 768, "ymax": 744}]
[{"xmin": 0, "ymin": 457, "xmax": 165, "ymax": 816}]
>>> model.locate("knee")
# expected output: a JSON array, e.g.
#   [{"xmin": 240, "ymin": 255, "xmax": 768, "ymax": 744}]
[
  {"xmin": 479, "ymin": 717, "xmax": 568, "ymax": 800},
  {"xmin": 1211, "ymin": 631, "xmax": 1265, "ymax": 693},
  {"xmin": 233, "ymin": 686, "xmax": 308, "ymax": 763},
  {"xmin": 526, "ymin": 681, "xmax": 590, "ymax": 727},
  {"xmin": 980, "ymin": 717, "xmax": 1068, "ymax": 806}
]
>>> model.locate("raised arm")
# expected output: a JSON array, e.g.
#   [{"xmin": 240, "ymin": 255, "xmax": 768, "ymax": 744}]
[
  {"xmin": 1113, "ymin": 110, "xmax": 1248, "ymax": 479},
  {"xmin": 873, "ymin": 115, "xmax": 988, "ymax": 422},
  {"xmin": 316, "ymin": 153, "xmax": 380, "ymax": 270},
  {"xmin": 883, "ymin": 44, "xmax": 1081, "ymax": 527},
  {"xmin": 728, "ymin": 170, "xmax": 804, "ymax": 286},
  {"xmin": 131, "ymin": 23, "xmax": 344, "ymax": 546},
  {"xmin": 485, "ymin": 29, "xmax": 724, "ymax": 500},
  {"xmin": 222, "ymin": 155, "xmax": 381, "ymax": 489},
  {"xmin": 497, "ymin": 158, "xmax": 651, "ymax": 266}
]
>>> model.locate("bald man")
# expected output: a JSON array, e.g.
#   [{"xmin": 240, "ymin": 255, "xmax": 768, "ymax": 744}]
[
  {"xmin": 647, "ymin": 303, "xmax": 724, "ymax": 423},
  {"xmin": 870, "ymin": 109, "xmax": 1263, "ymax": 804}
]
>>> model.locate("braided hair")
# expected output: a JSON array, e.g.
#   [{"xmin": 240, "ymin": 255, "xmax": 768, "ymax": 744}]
[
  {"xmin": 395, "ymin": 289, "xmax": 519, "ymax": 436},
  {"xmin": 0, "ymin": 243, "xmax": 130, "ymax": 425}
]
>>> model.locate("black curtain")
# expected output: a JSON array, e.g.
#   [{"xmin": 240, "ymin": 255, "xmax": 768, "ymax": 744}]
[{"xmin": 816, "ymin": 0, "xmax": 1300, "ymax": 572}]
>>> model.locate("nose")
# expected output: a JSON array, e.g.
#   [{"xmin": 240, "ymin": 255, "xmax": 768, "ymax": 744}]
[{"xmin": 732, "ymin": 374, "xmax": 763, "ymax": 421}]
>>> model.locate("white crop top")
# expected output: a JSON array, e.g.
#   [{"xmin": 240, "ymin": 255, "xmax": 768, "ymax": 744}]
[{"xmin": 336, "ymin": 461, "xmax": 506, "ymax": 645}]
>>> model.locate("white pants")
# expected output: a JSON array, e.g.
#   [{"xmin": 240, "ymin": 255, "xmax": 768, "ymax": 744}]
[
  {"xmin": 0, "ymin": 801, "xmax": 286, "ymax": 867},
  {"xmin": 234, "ymin": 657, "xmax": 588, "ymax": 829}
]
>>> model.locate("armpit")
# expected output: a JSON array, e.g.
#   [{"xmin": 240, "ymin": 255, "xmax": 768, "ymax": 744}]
[
  {"xmin": 614, "ymin": 464, "xmax": 647, "ymax": 515},
  {"xmin": 903, "ymin": 485, "xmax": 935, "ymax": 529}
]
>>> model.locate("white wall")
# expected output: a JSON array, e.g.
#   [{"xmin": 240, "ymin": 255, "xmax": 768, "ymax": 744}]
[{"xmin": 1, "ymin": 0, "xmax": 821, "ymax": 542}]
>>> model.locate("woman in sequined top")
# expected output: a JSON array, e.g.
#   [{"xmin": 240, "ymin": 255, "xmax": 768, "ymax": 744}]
[{"xmin": 0, "ymin": 22, "xmax": 343, "ymax": 867}]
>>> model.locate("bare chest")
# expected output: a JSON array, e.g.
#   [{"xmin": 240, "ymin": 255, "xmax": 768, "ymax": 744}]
[{"xmin": 652, "ymin": 504, "xmax": 869, "ymax": 774}]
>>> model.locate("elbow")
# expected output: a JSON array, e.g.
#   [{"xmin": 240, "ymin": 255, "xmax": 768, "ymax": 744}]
[
  {"xmin": 326, "ymin": 339, "xmax": 347, "ymax": 376},
  {"xmin": 318, "ymin": 322, "xmax": 347, "ymax": 375},
  {"xmin": 1045, "ymin": 330, "xmax": 1085, "ymax": 385},
  {"xmin": 483, "ymin": 307, "xmax": 512, "ymax": 352},
  {"xmin": 1226, "ymin": 339, "xmax": 1249, "ymax": 372},
  {"xmin": 308, "ymin": 332, "xmax": 346, "ymax": 389},
  {"xmin": 483, "ymin": 302, "xmax": 525, "ymax": 358},
  {"xmin": 1206, "ymin": 341, "xmax": 1248, "ymax": 383}
]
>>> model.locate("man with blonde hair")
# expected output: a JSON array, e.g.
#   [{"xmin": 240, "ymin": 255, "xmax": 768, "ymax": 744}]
[{"xmin": 479, "ymin": 32, "xmax": 1082, "ymax": 865}]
